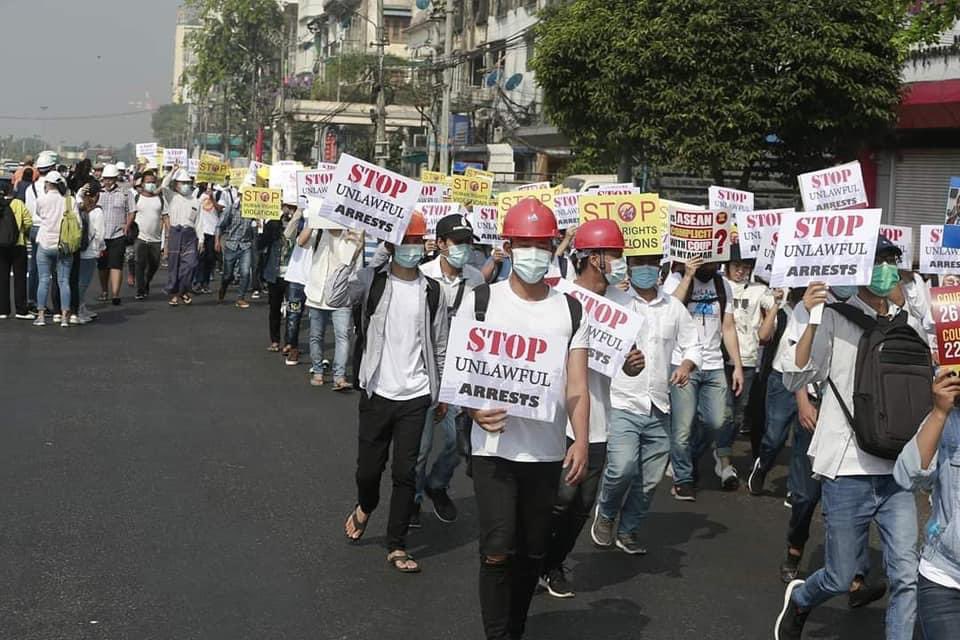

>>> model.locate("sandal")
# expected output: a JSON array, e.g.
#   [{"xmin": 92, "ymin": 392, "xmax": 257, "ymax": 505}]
[
  {"xmin": 386, "ymin": 550, "xmax": 421, "ymax": 573},
  {"xmin": 332, "ymin": 379, "xmax": 353, "ymax": 393},
  {"xmin": 344, "ymin": 505, "xmax": 368, "ymax": 542},
  {"xmin": 168, "ymin": 297, "xmax": 180, "ymax": 307},
  {"xmin": 267, "ymin": 343, "xmax": 281, "ymax": 352},
  {"xmin": 181, "ymin": 293, "xmax": 193, "ymax": 305}
]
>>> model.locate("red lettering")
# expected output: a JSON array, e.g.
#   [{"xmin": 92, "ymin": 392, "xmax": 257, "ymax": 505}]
[
  {"xmin": 794, "ymin": 214, "xmax": 863, "ymax": 239},
  {"xmin": 467, "ymin": 327, "xmax": 484, "ymax": 353},
  {"xmin": 467, "ymin": 328, "xmax": 548, "ymax": 362},
  {"xmin": 933, "ymin": 228, "xmax": 942, "ymax": 243}
]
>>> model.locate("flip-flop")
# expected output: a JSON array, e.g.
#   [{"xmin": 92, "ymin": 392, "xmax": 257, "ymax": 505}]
[
  {"xmin": 344, "ymin": 506, "xmax": 368, "ymax": 542},
  {"xmin": 182, "ymin": 294, "xmax": 193, "ymax": 305},
  {"xmin": 168, "ymin": 298, "xmax": 179, "ymax": 307},
  {"xmin": 386, "ymin": 551, "xmax": 421, "ymax": 574},
  {"xmin": 267, "ymin": 343, "xmax": 281, "ymax": 352}
]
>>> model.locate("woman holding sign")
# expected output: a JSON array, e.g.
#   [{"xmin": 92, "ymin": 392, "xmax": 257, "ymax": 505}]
[{"xmin": 161, "ymin": 166, "xmax": 201, "ymax": 306}]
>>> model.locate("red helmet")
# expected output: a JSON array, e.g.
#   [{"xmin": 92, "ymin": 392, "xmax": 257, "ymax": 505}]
[
  {"xmin": 502, "ymin": 198, "xmax": 559, "ymax": 239},
  {"xmin": 403, "ymin": 211, "xmax": 427, "ymax": 238},
  {"xmin": 573, "ymin": 219, "xmax": 624, "ymax": 251}
]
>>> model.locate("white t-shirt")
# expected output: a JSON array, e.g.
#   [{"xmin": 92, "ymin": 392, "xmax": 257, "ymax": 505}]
[
  {"xmin": 663, "ymin": 271, "xmax": 734, "ymax": 371},
  {"xmin": 729, "ymin": 279, "xmax": 775, "ymax": 368},
  {"xmin": 135, "ymin": 194, "xmax": 166, "ymax": 243},
  {"xmin": 468, "ymin": 280, "xmax": 590, "ymax": 463},
  {"xmin": 198, "ymin": 194, "xmax": 219, "ymax": 236},
  {"xmin": 366, "ymin": 274, "xmax": 431, "ymax": 401},
  {"xmin": 35, "ymin": 190, "xmax": 65, "ymax": 250},
  {"xmin": 80, "ymin": 206, "xmax": 105, "ymax": 260},
  {"xmin": 419, "ymin": 256, "xmax": 485, "ymax": 319}
]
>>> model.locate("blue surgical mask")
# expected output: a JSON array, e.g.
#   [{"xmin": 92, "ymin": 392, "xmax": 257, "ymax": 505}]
[
  {"xmin": 178, "ymin": 184, "xmax": 192, "ymax": 196},
  {"xmin": 445, "ymin": 244, "xmax": 470, "ymax": 269},
  {"xmin": 394, "ymin": 243, "xmax": 424, "ymax": 268},
  {"xmin": 511, "ymin": 247, "xmax": 553, "ymax": 284},
  {"xmin": 605, "ymin": 257, "xmax": 628, "ymax": 285},
  {"xmin": 630, "ymin": 265, "xmax": 660, "ymax": 289},
  {"xmin": 831, "ymin": 285, "xmax": 858, "ymax": 300}
]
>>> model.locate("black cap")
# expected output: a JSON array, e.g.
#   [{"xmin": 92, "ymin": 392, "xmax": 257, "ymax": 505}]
[
  {"xmin": 436, "ymin": 213, "xmax": 475, "ymax": 242},
  {"xmin": 876, "ymin": 234, "xmax": 902, "ymax": 259}
]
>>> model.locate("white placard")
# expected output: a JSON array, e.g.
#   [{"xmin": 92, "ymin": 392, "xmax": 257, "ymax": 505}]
[
  {"xmin": 269, "ymin": 162, "xmax": 301, "ymax": 205},
  {"xmin": 297, "ymin": 169, "xmax": 334, "ymax": 200},
  {"xmin": 316, "ymin": 162, "xmax": 337, "ymax": 172},
  {"xmin": 770, "ymin": 209, "xmax": 881, "ymax": 287},
  {"xmin": 438, "ymin": 316, "xmax": 568, "ymax": 421},
  {"xmin": 470, "ymin": 205, "xmax": 503, "ymax": 249},
  {"xmin": 668, "ymin": 209, "xmax": 733, "ymax": 263},
  {"xmin": 736, "ymin": 208, "xmax": 795, "ymax": 259},
  {"xmin": 316, "ymin": 153, "xmax": 421, "ymax": 244},
  {"xmin": 920, "ymin": 225, "xmax": 960, "ymax": 275},
  {"xmin": 552, "ymin": 192, "xmax": 581, "ymax": 230},
  {"xmin": 419, "ymin": 202, "xmax": 461, "ymax": 239},
  {"xmin": 245, "ymin": 161, "xmax": 265, "ymax": 186},
  {"xmin": 136, "ymin": 142, "xmax": 157, "ymax": 159},
  {"xmin": 594, "ymin": 182, "xmax": 637, "ymax": 195},
  {"xmin": 187, "ymin": 158, "xmax": 199, "ymax": 177},
  {"xmin": 708, "ymin": 186, "xmax": 754, "ymax": 213},
  {"xmin": 419, "ymin": 183, "xmax": 450, "ymax": 203},
  {"xmin": 517, "ymin": 181, "xmax": 553, "ymax": 192},
  {"xmin": 797, "ymin": 161, "xmax": 868, "ymax": 211},
  {"xmin": 163, "ymin": 148, "xmax": 188, "ymax": 166},
  {"xmin": 753, "ymin": 226, "xmax": 780, "ymax": 283},
  {"xmin": 879, "ymin": 224, "xmax": 914, "ymax": 269},
  {"xmin": 553, "ymin": 280, "xmax": 644, "ymax": 378}
]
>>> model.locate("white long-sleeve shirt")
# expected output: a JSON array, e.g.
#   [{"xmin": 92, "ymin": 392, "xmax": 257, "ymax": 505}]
[
  {"xmin": 609, "ymin": 288, "xmax": 702, "ymax": 416},
  {"xmin": 34, "ymin": 190, "xmax": 65, "ymax": 250},
  {"xmin": 80, "ymin": 205, "xmax": 105, "ymax": 260}
]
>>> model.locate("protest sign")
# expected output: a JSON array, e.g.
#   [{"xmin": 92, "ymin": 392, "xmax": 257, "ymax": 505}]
[
  {"xmin": 553, "ymin": 280, "xmax": 645, "ymax": 378},
  {"xmin": 920, "ymin": 225, "xmax": 960, "ymax": 275},
  {"xmin": 797, "ymin": 161, "xmax": 868, "ymax": 211},
  {"xmin": 163, "ymin": 148, "xmax": 188, "ymax": 166},
  {"xmin": 229, "ymin": 167, "xmax": 247, "ymax": 185},
  {"xmin": 592, "ymin": 182, "xmax": 636, "ymax": 195},
  {"xmin": 946, "ymin": 177, "xmax": 960, "ymax": 223},
  {"xmin": 879, "ymin": 225, "xmax": 914, "ymax": 269},
  {"xmin": 708, "ymin": 186, "xmax": 754, "ymax": 214},
  {"xmin": 451, "ymin": 174, "xmax": 493, "ymax": 207},
  {"xmin": 240, "ymin": 187, "xmax": 283, "ymax": 220},
  {"xmin": 196, "ymin": 155, "xmax": 229, "ymax": 184},
  {"xmin": 580, "ymin": 193, "xmax": 664, "ymax": 256},
  {"xmin": 753, "ymin": 226, "xmax": 780, "ymax": 283},
  {"xmin": 419, "ymin": 202, "xmax": 461, "ymax": 239},
  {"xmin": 769, "ymin": 210, "xmax": 881, "ymax": 287},
  {"xmin": 930, "ymin": 286, "xmax": 960, "ymax": 372},
  {"xmin": 439, "ymin": 316, "xmax": 568, "ymax": 422},
  {"xmin": 496, "ymin": 188, "xmax": 558, "ymax": 231},
  {"xmin": 668, "ymin": 209, "xmax": 732, "ymax": 263},
  {"xmin": 465, "ymin": 167, "xmax": 496, "ymax": 180},
  {"xmin": 421, "ymin": 169, "xmax": 448, "ymax": 184},
  {"xmin": 419, "ymin": 182, "xmax": 450, "ymax": 203},
  {"xmin": 269, "ymin": 162, "xmax": 301, "ymax": 204},
  {"xmin": 187, "ymin": 158, "xmax": 199, "ymax": 177},
  {"xmin": 136, "ymin": 142, "xmax": 157, "ymax": 161},
  {"xmin": 297, "ymin": 169, "xmax": 334, "ymax": 200},
  {"xmin": 243, "ymin": 161, "xmax": 265, "ymax": 186},
  {"xmin": 552, "ymin": 192, "xmax": 581, "ymax": 230},
  {"xmin": 518, "ymin": 181, "xmax": 553, "ymax": 192},
  {"xmin": 470, "ymin": 205, "xmax": 503, "ymax": 249},
  {"xmin": 736, "ymin": 209, "xmax": 795, "ymax": 259},
  {"xmin": 316, "ymin": 153, "xmax": 420, "ymax": 244},
  {"xmin": 316, "ymin": 162, "xmax": 337, "ymax": 172}
]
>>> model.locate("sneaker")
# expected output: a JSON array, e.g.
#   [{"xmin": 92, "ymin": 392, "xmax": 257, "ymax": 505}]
[
  {"xmin": 60, "ymin": 317, "xmax": 69, "ymax": 328},
  {"xmin": 310, "ymin": 373, "xmax": 324, "ymax": 387},
  {"xmin": 53, "ymin": 314, "xmax": 62, "ymax": 323},
  {"xmin": 775, "ymin": 580, "xmax": 809, "ymax": 640},
  {"xmin": 848, "ymin": 580, "xmax": 887, "ymax": 609},
  {"xmin": 0, "ymin": 315, "xmax": 7, "ymax": 320},
  {"xmin": 425, "ymin": 486, "xmax": 457, "ymax": 523},
  {"xmin": 615, "ymin": 532, "xmax": 648, "ymax": 555},
  {"xmin": 780, "ymin": 551, "xmax": 802, "ymax": 583},
  {"xmin": 713, "ymin": 449, "xmax": 724, "ymax": 480},
  {"xmin": 15, "ymin": 312, "xmax": 36, "ymax": 320},
  {"xmin": 590, "ymin": 509, "xmax": 615, "ymax": 547},
  {"xmin": 251, "ymin": 290, "xmax": 261, "ymax": 300},
  {"xmin": 135, "ymin": 294, "xmax": 146, "ymax": 301},
  {"xmin": 236, "ymin": 299, "xmax": 250, "ymax": 309},
  {"xmin": 542, "ymin": 566, "xmax": 574, "ymax": 599},
  {"xmin": 408, "ymin": 503, "xmax": 421, "ymax": 529},
  {"xmin": 69, "ymin": 315, "xmax": 84, "ymax": 325},
  {"xmin": 671, "ymin": 484, "xmax": 696, "ymax": 502},
  {"xmin": 720, "ymin": 464, "xmax": 740, "ymax": 491},
  {"xmin": 33, "ymin": 317, "xmax": 46, "ymax": 327},
  {"xmin": 285, "ymin": 349, "xmax": 300, "ymax": 366},
  {"xmin": 784, "ymin": 492, "xmax": 793, "ymax": 509},
  {"xmin": 747, "ymin": 458, "xmax": 767, "ymax": 496}
]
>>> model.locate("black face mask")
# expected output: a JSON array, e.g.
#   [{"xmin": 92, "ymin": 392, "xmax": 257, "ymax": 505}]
[{"xmin": 694, "ymin": 266, "xmax": 716, "ymax": 283}]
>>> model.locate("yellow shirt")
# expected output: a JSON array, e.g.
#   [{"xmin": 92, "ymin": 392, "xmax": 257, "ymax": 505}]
[{"xmin": 4, "ymin": 198, "xmax": 33, "ymax": 247}]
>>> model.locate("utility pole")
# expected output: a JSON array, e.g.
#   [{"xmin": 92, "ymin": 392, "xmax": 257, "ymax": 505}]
[
  {"xmin": 438, "ymin": 0, "xmax": 454, "ymax": 175},
  {"xmin": 374, "ymin": 0, "xmax": 388, "ymax": 167}
]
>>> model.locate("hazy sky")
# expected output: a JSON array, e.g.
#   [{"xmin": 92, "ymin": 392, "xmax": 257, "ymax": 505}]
[{"xmin": 0, "ymin": 0, "xmax": 182, "ymax": 149}]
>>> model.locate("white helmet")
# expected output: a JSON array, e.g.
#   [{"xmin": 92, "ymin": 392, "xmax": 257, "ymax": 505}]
[
  {"xmin": 116, "ymin": 161, "xmax": 127, "ymax": 172},
  {"xmin": 172, "ymin": 168, "xmax": 192, "ymax": 182},
  {"xmin": 36, "ymin": 150, "xmax": 58, "ymax": 170},
  {"xmin": 43, "ymin": 170, "xmax": 65, "ymax": 185},
  {"xmin": 101, "ymin": 164, "xmax": 120, "ymax": 179}
]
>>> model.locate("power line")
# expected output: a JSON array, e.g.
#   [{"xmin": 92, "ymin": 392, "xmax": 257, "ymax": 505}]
[{"xmin": 0, "ymin": 109, "xmax": 158, "ymax": 122}]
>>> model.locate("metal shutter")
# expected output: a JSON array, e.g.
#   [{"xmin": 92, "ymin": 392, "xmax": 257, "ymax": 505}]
[{"xmin": 892, "ymin": 149, "xmax": 960, "ymax": 262}]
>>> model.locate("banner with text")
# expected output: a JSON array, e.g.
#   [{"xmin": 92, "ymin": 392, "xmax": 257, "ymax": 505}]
[
  {"xmin": 930, "ymin": 286, "xmax": 960, "ymax": 372},
  {"xmin": 552, "ymin": 192, "xmax": 581, "ymax": 230},
  {"xmin": 420, "ymin": 169, "xmax": 449, "ymax": 184},
  {"xmin": 736, "ymin": 209, "xmax": 795, "ymax": 259},
  {"xmin": 136, "ymin": 142, "xmax": 157, "ymax": 162},
  {"xmin": 470, "ymin": 205, "xmax": 503, "ymax": 249},
  {"xmin": 580, "ymin": 193, "xmax": 664, "ymax": 256},
  {"xmin": 465, "ymin": 167, "xmax": 496, "ymax": 180},
  {"xmin": 797, "ymin": 161, "xmax": 868, "ymax": 211},
  {"xmin": 420, "ymin": 202, "xmax": 462, "ymax": 239},
  {"xmin": 163, "ymin": 148, "xmax": 188, "ymax": 167},
  {"xmin": 770, "ymin": 210, "xmax": 881, "ymax": 287},
  {"xmin": 451, "ymin": 174, "xmax": 494, "ymax": 207},
  {"xmin": 668, "ymin": 209, "xmax": 732, "ymax": 263},
  {"xmin": 754, "ymin": 226, "xmax": 780, "ymax": 283},
  {"xmin": 592, "ymin": 182, "xmax": 636, "ymax": 195},
  {"xmin": 196, "ymin": 155, "xmax": 229, "ymax": 184},
  {"xmin": 419, "ymin": 182, "xmax": 450, "ymax": 203},
  {"xmin": 240, "ymin": 187, "xmax": 283, "ymax": 220},
  {"xmin": 708, "ymin": 186, "xmax": 754, "ymax": 214},
  {"xmin": 921, "ymin": 225, "xmax": 960, "ymax": 275}
]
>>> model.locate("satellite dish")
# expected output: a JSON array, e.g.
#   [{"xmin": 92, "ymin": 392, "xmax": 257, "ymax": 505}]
[
  {"xmin": 416, "ymin": 0, "xmax": 430, "ymax": 9},
  {"xmin": 485, "ymin": 70, "xmax": 500, "ymax": 88},
  {"xmin": 504, "ymin": 73, "xmax": 523, "ymax": 91}
]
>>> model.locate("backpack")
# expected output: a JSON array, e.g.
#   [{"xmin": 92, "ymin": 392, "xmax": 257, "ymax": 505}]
[
  {"xmin": 58, "ymin": 197, "xmax": 82, "ymax": 255},
  {"xmin": 825, "ymin": 303, "xmax": 933, "ymax": 460},
  {"xmin": 0, "ymin": 200, "xmax": 18, "ymax": 248},
  {"xmin": 351, "ymin": 269, "xmax": 442, "ymax": 390}
]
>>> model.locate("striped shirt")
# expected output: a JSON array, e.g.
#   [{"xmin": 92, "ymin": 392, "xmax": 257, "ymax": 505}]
[{"xmin": 97, "ymin": 186, "xmax": 135, "ymax": 240}]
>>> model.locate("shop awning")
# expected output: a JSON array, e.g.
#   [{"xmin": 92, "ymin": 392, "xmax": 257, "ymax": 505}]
[{"xmin": 899, "ymin": 79, "xmax": 960, "ymax": 129}]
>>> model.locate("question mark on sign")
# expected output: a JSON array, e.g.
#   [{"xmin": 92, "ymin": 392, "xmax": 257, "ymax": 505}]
[{"xmin": 714, "ymin": 228, "xmax": 728, "ymax": 256}]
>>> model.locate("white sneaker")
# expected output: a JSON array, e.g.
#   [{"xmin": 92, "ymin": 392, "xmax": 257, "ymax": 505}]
[
  {"xmin": 60, "ymin": 317, "xmax": 69, "ymax": 328},
  {"xmin": 33, "ymin": 317, "xmax": 46, "ymax": 326},
  {"xmin": 15, "ymin": 312, "xmax": 36, "ymax": 320},
  {"xmin": 0, "ymin": 314, "xmax": 8, "ymax": 319},
  {"xmin": 720, "ymin": 464, "xmax": 740, "ymax": 491},
  {"xmin": 69, "ymin": 315, "xmax": 90, "ymax": 325},
  {"xmin": 713, "ymin": 450, "xmax": 724, "ymax": 480},
  {"xmin": 53, "ymin": 314, "xmax": 62, "ymax": 323}
]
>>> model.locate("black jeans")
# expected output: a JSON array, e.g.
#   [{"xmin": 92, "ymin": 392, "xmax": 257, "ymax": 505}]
[
  {"xmin": 543, "ymin": 439, "xmax": 607, "ymax": 573},
  {"xmin": 267, "ymin": 281, "xmax": 286, "ymax": 344},
  {"xmin": 0, "ymin": 245, "xmax": 28, "ymax": 316},
  {"xmin": 50, "ymin": 251, "xmax": 80, "ymax": 314},
  {"xmin": 194, "ymin": 233, "xmax": 216, "ymax": 288},
  {"xmin": 473, "ymin": 455, "xmax": 562, "ymax": 640},
  {"xmin": 135, "ymin": 240, "xmax": 161, "ymax": 296},
  {"xmin": 919, "ymin": 574, "xmax": 960, "ymax": 639},
  {"xmin": 356, "ymin": 392, "xmax": 431, "ymax": 551}
]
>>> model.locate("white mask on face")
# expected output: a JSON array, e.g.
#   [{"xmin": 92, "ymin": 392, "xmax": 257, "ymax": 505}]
[{"xmin": 510, "ymin": 247, "xmax": 553, "ymax": 284}]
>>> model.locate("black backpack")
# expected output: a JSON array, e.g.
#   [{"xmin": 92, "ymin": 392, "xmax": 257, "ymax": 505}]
[
  {"xmin": 825, "ymin": 303, "xmax": 933, "ymax": 460},
  {"xmin": 0, "ymin": 200, "xmax": 18, "ymax": 248},
  {"xmin": 351, "ymin": 268, "xmax": 442, "ymax": 390}
]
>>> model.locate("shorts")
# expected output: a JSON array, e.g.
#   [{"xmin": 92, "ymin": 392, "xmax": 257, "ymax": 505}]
[{"xmin": 103, "ymin": 237, "xmax": 126, "ymax": 270}]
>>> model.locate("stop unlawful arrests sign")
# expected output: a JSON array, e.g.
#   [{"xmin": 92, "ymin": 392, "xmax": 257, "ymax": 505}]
[
  {"xmin": 317, "ymin": 153, "xmax": 421, "ymax": 244},
  {"xmin": 439, "ymin": 317, "xmax": 568, "ymax": 422},
  {"xmin": 736, "ymin": 209, "xmax": 794, "ymax": 259},
  {"xmin": 931, "ymin": 286, "xmax": 960, "ymax": 372},
  {"xmin": 797, "ymin": 161, "xmax": 868, "ymax": 211}
]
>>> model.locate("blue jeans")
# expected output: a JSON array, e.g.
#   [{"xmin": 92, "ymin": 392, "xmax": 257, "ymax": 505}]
[
  {"xmin": 918, "ymin": 575, "xmax": 960, "ymax": 639},
  {"xmin": 668, "ymin": 367, "xmax": 732, "ymax": 486},
  {"xmin": 415, "ymin": 405, "xmax": 460, "ymax": 502},
  {"xmin": 284, "ymin": 282, "xmax": 306, "ymax": 348},
  {"xmin": 597, "ymin": 407, "xmax": 670, "ymax": 534},
  {"xmin": 77, "ymin": 258, "xmax": 98, "ymax": 306},
  {"xmin": 28, "ymin": 226, "xmax": 39, "ymax": 306},
  {"xmin": 36, "ymin": 246, "xmax": 71, "ymax": 312},
  {"xmin": 308, "ymin": 307, "xmax": 352, "ymax": 379},
  {"xmin": 221, "ymin": 244, "xmax": 251, "ymax": 299},
  {"xmin": 759, "ymin": 371, "xmax": 799, "ymax": 473},
  {"xmin": 792, "ymin": 475, "xmax": 918, "ymax": 640}
]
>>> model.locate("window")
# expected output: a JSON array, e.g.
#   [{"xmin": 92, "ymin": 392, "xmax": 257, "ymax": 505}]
[
  {"xmin": 471, "ymin": 54, "xmax": 485, "ymax": 87},
  {"xmin": 384, "ymin": 16, "xmax": 410, "ymax": 44}
]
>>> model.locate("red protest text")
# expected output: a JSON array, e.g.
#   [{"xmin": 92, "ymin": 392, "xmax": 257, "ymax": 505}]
[
  {"xmin": 794, "ymin": 215, "xmax": 864, "ymax": 239},
  {"xmin": 467, "ymin": 328, "xmax": 548, "ymax": 363},
  {"xmin": 348, "ymin": 164, "xmax": 409, "ymax": 199}
]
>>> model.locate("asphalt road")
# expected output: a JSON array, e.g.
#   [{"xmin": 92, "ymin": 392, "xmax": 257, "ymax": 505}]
[{"xmin": 0, "ymin": 277, "xmax": 910, "ymax": 640}]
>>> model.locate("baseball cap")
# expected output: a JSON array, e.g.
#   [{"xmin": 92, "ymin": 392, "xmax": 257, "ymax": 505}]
[
  {"xmin": 436, "ymin": 213, "xmax": 476, "ymax": 242},
  {"xmin": 876, "ymin": 234, "xmax": 902, "ymax": 259}
]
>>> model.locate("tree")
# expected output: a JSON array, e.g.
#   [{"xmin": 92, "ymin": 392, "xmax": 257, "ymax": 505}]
[
  {"xmin": 532, "ymin": 0, "xmax": 960, "ymax": 185},
  {"xmin": 151, "ymin": 104, "xmax": 190, "ymax": 149}
]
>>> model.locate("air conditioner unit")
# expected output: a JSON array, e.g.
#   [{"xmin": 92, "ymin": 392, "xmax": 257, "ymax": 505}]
[{"xmin": 413, "ymin": 134, "xmax": 427, "ymax": 148}]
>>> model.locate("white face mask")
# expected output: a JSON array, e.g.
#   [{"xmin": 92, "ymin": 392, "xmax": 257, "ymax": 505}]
[
  {"xmin": 510, "ymin": 247, "xmax": 553, "ymax": 284},
  {"xmin": 143, "ymin": 182, "xmax": 157, "ymax": 193},
  {"xmin": 445, "ymin": 244, "xmax": 470, "ymax": 269},
  {"xmin": 178, "ymin": 184, "xmax": 192, "ymax": 196}
]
